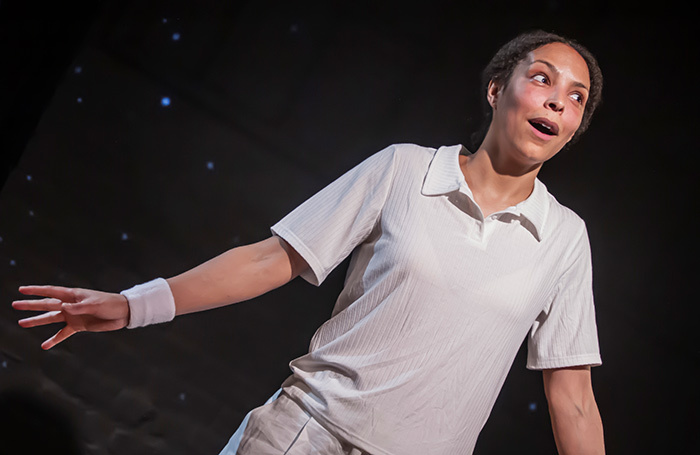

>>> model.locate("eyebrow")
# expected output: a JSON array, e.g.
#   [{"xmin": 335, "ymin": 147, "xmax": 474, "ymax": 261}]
[{"xmin": 532, "ymin": 59, "xmax": 590, "ymax": 91}]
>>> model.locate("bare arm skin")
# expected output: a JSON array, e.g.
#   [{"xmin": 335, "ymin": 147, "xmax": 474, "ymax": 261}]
[
  {"xmin": 543, "ymin": 366, "xmax": 605, "ymax": 455},
  {"xmin": 168, "ymin": 235, "xmax": 308, "ymax": 315},
  {"xmin": 13, "ymin": 235, "xmax": 308, "ymax": 349}
]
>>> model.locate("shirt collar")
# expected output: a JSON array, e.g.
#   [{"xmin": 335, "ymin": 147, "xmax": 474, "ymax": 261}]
[{"xmin": 421, "ymin": 145, "xmax": 549, "ymax": 241}]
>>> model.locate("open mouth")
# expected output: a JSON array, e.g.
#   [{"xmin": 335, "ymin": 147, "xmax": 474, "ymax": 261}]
[{"xmin": 528, "ymin": 118, "xmax": 559, "ymax": 136}]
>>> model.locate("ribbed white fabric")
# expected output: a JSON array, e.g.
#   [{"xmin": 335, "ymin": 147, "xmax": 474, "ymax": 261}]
[
  {"xmin": 271, "ymin": 144, "xmax": 601, "ymax": 455},
  {"xmin": 120, "ymin": 277, "xmax": 176, "ymax": 328}
]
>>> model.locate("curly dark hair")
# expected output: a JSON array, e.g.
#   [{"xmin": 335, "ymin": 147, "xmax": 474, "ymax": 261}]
[{"xmin": 470, "ymin": 30, "xmax": 603, "ymax": 149}]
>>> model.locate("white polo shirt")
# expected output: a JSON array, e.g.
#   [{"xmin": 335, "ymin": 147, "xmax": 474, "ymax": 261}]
[{"xmin": 271, "ymin": 143, "xmax": 601, "ymax": 455}]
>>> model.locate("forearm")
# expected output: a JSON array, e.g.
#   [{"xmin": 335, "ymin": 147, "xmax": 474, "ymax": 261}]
[
  {"xmin": 167, "ymin": 235, "xmax": 303, "ymax": 316},
  {"xmin": 13, "ymin": 236, "xmax": 304, "ymax": 348},
  {"xmin": 548, "ymin": 395, "xmax": 605, "ymax": 454}
]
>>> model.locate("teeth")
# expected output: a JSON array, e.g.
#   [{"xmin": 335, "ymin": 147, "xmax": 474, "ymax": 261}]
[{"xmin": 530, "ymin": 120, "xmax": 554, "ymax": 135}]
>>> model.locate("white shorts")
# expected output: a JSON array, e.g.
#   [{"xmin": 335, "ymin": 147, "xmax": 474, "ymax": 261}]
[{"xmin": 219, "ymin": 389, "xmax": 367, "ymax": 455}]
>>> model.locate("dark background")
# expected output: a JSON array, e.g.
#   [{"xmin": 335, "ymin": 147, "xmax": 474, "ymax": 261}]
[{"xmin": 1, "ymin": 1, "xmax": 697, "ymax": 454}]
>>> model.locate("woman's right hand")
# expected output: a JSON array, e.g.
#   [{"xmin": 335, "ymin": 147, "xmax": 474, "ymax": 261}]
[{"xmin": 12, "ymin": 286, "xmax": 131, "ymax": 350}]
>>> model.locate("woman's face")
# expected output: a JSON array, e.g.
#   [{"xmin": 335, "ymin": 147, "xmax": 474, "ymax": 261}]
[{"xmin": 487, "ymin": 42, "xmax": 590, "ymax": 167}]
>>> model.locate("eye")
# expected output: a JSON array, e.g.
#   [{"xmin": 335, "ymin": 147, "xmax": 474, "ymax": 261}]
[
  {"xmin": 570, "ymin": 92, "xmax": 585, "ymax": 105},
  {"xmin": 532, "ymin": 73, "xmax": 549, "ymax": 84}
]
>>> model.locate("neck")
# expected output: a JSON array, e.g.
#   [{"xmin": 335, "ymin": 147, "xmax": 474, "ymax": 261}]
[{"xmin": 461, "ymin": 142, "xmax": 542, "ymax": 216}]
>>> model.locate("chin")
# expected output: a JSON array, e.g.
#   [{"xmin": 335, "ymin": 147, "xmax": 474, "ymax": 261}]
[
  {"xmin": 518, "ymin": 139, "xmax": 566, "ymax": 165},
  {"xmin": 512, "ymin": 145, "xmax": 555, "ymax": 167}
]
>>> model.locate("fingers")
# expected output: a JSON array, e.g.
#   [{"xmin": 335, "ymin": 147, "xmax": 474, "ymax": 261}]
[
  {"xmin": 41, "ymin": 326, "xmax": 77, "ymax": 350},
  {"xmin": 14, "ymin": 296, "xmax": 103, "ymax": 318},
  {"xmin": 18, "ymin": 310, "xmax": 65, "ymax": 328},
  {"xmin": 18, "ymin": 285, "xmax": 78, "ymax": 302},
  {"xmin": 12, "ymin": 297, "xmax": 64, "ymax": 312}
]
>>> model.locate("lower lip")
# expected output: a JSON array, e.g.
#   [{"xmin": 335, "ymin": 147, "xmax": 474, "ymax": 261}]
[{"xmin": 528, "ymin": 122, "xmax": 557, "ymax": 141}]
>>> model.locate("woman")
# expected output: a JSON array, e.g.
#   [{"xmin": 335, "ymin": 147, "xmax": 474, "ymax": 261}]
[{"xmin": 14, "ymin": 30, "xmax": 605, "ymax": 454}]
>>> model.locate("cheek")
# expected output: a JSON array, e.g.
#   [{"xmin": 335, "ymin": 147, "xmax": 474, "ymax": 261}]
[
  {"xmin": 562, "ymin": 110, "xmax": 584, "ymax": 138},
  {"xmin": 501, "ymin": 85, "xmax": 544, "ymax": 127},
  {"xmin": 501, "ymin": 88, "xmax": 541, "ymax": 135},
  {"xmin": 503, "ymin": 83, "xmax": 539, "ymax": 111}
]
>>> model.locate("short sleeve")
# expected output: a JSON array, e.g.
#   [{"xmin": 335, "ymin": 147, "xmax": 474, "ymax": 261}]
[
  {"xmin": 527, "ymin": 223, "xmax": 602, "ymax": 370},
  {"xmin": 271, "ymin": 145, "xmax": 397, "ymax": 286}
]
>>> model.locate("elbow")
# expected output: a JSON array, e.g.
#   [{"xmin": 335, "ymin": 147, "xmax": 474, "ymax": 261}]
[
  {"xmin": 543, "ymin": 366, "xmax": 598, "ymax": 421},
  {"xmin": 548, "ymin": 393, "xmax": 605, "ymax": 455},
  {"xmin": 543, "ymin": 367, "xmax": 605, "ymax": 454},
  {"xmin": 548, "ymin": 392, "xmax": 597, "ymax": 421}
]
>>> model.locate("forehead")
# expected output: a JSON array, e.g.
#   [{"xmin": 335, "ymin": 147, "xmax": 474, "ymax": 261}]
[{"xmin": 524, "ymin": 42, "xmax": 590, "ymax": 88}]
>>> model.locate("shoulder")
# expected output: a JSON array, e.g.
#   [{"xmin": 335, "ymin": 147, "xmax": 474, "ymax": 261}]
[
  {"xmin": 541, "ymin": 188, "xmax": 589, "ymax": 247},
  {"xmin": 546, "ymin": 192, "xmax": 585, "ymax": 226},
  {"xmin": 376, "ymin": 143, "xmax": 439, "ymax": 169},
  {"xmin": 377, "ymin": 142, "xmax": 436, "ymax": 159},
  {"xmin": 358, "ymin": 143, "xmax": 438, "ymax": 179},
  {"xmin": 539, "ymin": 191, "xmax": 594, "ymax": 281}
]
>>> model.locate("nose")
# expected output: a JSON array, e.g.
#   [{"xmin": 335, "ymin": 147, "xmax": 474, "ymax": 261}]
[
  {"xmin": 546, "ymin": 91, "xmax": 565, "ymax": 113},
  {"xmin": 546, "ymin": 98, "xmax": 565, "ymax": 112}
]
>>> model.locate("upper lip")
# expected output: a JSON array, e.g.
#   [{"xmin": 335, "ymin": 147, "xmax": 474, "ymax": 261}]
[{"xmin": 528, "ymin": 117, "xmax": 559, "ymax": 136}]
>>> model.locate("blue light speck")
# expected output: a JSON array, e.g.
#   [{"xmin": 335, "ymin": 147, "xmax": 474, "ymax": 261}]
[
  {"xmin": 161, "ymin": 97, "xmax": 171, "ymax": 107},
  {"xmin": 207, "ymin": 161, "xmax": 214, "ymax": 170},
  {"xmin": 172, "ymin": 32, "xmax": 181, "ymax": 41}
]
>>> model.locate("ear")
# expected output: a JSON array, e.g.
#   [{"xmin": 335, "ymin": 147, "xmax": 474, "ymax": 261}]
[{"xmin": 487, "ymin": 79, "xmax": 501, "ymax": 109}]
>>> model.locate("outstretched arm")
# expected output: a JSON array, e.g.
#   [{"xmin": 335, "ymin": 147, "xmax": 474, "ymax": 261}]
[
  {"xmin": 543, "ymin": 366, "xmax": 605, "ymax": 455},
  {"xmin": 13, "ymin": 235, "xmax": 308, "ymax": 349},
  {"xmin": 167, "ymin": 235, "xmax": 307, "ymax": 315}
]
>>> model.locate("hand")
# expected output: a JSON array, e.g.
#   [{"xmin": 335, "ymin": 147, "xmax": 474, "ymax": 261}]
[{"xmin": 12, "ymin": 285, "xmax": 130, "ymax": 350}]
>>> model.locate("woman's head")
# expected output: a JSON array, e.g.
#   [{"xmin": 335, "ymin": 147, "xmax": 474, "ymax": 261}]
[{"xmin": 471, "ymin": 30, "xmax": 603, "ymax": 151}]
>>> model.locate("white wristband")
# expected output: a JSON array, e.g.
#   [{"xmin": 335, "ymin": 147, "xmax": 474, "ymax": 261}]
[{"xmin": 120, "ymin": 278, "xmax": 176, "ymax": 328}]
